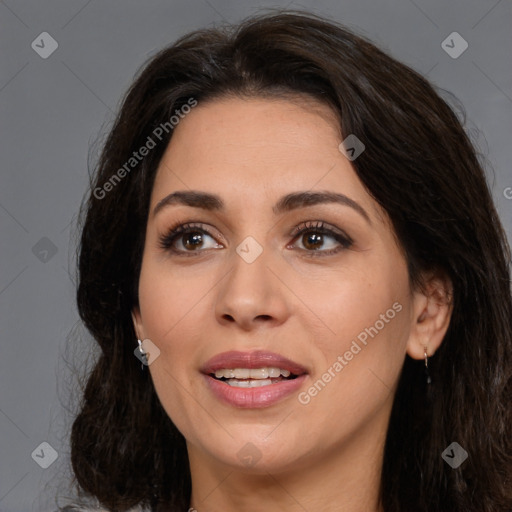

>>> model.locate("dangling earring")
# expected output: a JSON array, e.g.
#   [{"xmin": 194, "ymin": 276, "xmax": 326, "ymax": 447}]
[
  {"xmin": 424, "ymin": 346, "xmax": 432, "ymax": 385},
  {"xmin": 137, "ymin": 339, "xmax": 147, "ymax": 370}
]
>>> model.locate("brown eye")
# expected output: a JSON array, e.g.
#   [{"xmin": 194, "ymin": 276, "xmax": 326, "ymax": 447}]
[
  {"xmin": 302, "ymin": 232, "xmax": 324, "ymax": 250},
  {"xmin": 290, "ymin": 220, "xmax": 353, "ymax": 256},
  {"xmin": 182, "ymin": 232, "xmax": 206, "ymax": 250},
  {"xmin": 158, "ymin": 223, "xmax": 223, "ymax": 255}
]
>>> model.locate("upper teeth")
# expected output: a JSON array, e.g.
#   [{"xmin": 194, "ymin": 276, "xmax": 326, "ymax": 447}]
[{"xmin": 214, "ymin": 367, "xmax": 291, "ymax": 379}]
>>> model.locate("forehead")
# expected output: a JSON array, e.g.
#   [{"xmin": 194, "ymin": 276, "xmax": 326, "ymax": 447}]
[{"xmin": 150, "ymin": 95, "xmax": 381, "ymax": 221}]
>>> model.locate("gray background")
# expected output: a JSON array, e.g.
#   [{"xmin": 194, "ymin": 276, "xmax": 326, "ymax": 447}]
[{"xmin": 0, "ymin": 0, "xmax": 511, "ymax": 510}]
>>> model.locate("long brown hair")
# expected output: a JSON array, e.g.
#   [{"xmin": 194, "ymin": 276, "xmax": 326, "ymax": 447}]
[{"xmin": 69, "ymin": 10, "xmax": 512, "ymax": 512}]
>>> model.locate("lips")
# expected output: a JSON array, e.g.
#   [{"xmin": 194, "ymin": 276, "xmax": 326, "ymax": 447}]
[
  {"xmin": 200, "ymin": 350, "xmax": 308, "ymax": 409},
  {"xmin": 200, "ymin": 350, "xmax": 308, "ymax": 376}
]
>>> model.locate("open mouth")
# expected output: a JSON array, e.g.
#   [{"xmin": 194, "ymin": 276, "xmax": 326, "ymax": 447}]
[{"xmin": 210, "ymin": 367, "xmax": 301, "ymax": 388}]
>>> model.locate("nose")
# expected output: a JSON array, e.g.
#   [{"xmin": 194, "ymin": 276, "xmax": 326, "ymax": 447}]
[{"xmin": 214, "ymin": 247, "xmax": 290, "ymax": 331}]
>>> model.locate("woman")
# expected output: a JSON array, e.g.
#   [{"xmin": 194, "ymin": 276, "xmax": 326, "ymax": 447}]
[{"xmin": 62, "ymin": 10, "xmax": 512, "ymax": 512}]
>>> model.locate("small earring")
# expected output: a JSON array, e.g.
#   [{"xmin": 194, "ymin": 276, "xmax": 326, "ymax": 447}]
[
  {"xmin": 137, "ymin": 339, "xmax": 147, "ymax": 370},
  {"xmin": 424, "ymin": 346, "xmax": 432, "ymax": 385}
]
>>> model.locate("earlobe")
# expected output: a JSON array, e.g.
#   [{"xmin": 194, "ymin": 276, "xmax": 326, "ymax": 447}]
[
  {"xmin": 131, "ymin": 307, "xmax": 143, "ymax": 340},
  {"xmin": 406, "ymin": 273, "xmax": 453, "ymax": 360}
]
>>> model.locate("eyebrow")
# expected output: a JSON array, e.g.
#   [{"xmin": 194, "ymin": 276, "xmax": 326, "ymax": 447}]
[{"xmin": 152, "ymin": 190, "xmax": 371, "ymax": 224}]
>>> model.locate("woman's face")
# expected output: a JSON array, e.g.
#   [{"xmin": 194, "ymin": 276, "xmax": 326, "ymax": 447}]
[{"xmin": 133, "ymin": 95, "xmax": 424, "ymax": 475}]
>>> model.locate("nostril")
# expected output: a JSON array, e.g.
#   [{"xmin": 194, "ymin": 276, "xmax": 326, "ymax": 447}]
[{"xmin": 255, "ymin": 314, "xmax": 272, "ymax": 321}]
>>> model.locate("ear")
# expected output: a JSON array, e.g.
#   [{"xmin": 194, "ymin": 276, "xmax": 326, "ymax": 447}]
[
  {"xmin": 131, "ymin": 305, "xmax": 145, "ymax": 341},
  {"xmin": 406, "ymin": 271, "xmax": 453, "ymax": 360}
]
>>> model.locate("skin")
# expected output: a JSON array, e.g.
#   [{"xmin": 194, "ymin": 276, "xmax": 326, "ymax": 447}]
[{"xmin": 132, "ymin": 95, "xmax": 452, "ymax": 512}]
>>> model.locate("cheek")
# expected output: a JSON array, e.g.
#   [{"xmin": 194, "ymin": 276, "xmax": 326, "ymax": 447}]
[
  {"xmin": 137, "ymin": 261, "xmax": 202, "ymax": 431},
  {"xmin": 299, "ymin": 258, "xmax": 411, "ymax": 415},
  {"xmin": 302, "ymin": 267, "xmax": 411, "ymax": 414},
  {"xmin": 302, "ymin": 259, "xmax": 410, "ymax": 353},
  {"xmin": 137, "ymin": 256, "xmax": 213, "ymax": 347}
]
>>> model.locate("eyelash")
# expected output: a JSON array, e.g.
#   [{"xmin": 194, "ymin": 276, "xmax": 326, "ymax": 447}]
[{"xmin": 158, "ymin": 220, "xmax": 353, "ymax": 258}]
